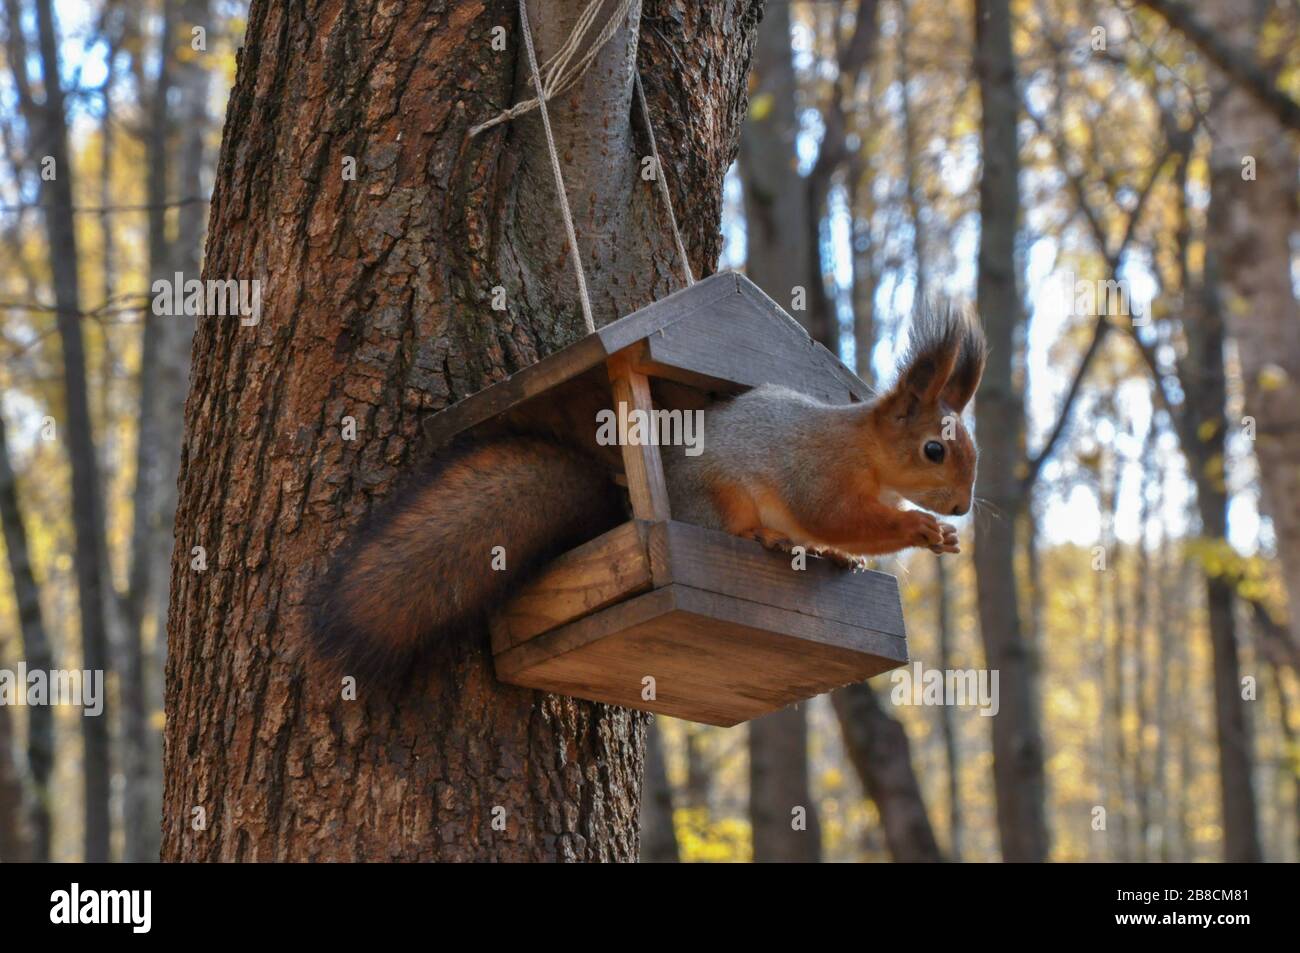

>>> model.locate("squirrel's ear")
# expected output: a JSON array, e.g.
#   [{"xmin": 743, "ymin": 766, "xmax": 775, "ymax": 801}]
[
  {"xmin": 940, "ymin": 318, "xmax": 987, "ymax": 414},
  {"xmin": 881, "ymin": 306, "xmax": 962, "ymax": 418}
]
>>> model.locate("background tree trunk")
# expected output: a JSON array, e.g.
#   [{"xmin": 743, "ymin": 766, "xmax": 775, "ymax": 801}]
[
  {"xmin": 739, "ymin": 1, "xmax": 821, "ymax": 863},
  {"xmin": 161, "ymin": 0, "xmax": 759, "ymax": 862},
  {"xmin": 934, "ymin": 555, "xmax": 962, "ymax": 860},
  {"xmin": 0, "ymin": 413, "xmax": 53, "ymax": 860},
  {"xmin": 1192, "ymin": 187, "xmax": 1263, "ymax": 862},
  {"xmin": 638, "ymin": 721, "xmax": 679, "ymax": 862},
  {"xmin": 831, "ymin": 684, "xmax": 943, "ymax": 861},
  {"xmin": 972, "ymin": 0, "xmax": 1049, "ymax": 862},
  {"xmin": 0, "ymin": 681, "xmax": 28, "ymax": 861},
  {"xmin": 749, "ymin": 705, "xmax": 821, "ymax": 861},
  {"xmin": 1203, "ymin": 1, "xmax": 1300, "ymax": 658},
  {"xmin": 119, "ymin": 0, "xmax": 176, "ymax": 865},
  {"xmin": 13, "ymin": 0, "xmax": 114, "ymax": 863}
]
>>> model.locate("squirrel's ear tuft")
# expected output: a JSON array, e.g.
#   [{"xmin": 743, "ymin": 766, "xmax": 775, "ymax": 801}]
[
  {"xmin": 940, "ymin": 308, "xmax": 987, "ymax": 414},
  {"xmin": 882, "ymin": 300, "xmax": 964, "ymax": 418}
]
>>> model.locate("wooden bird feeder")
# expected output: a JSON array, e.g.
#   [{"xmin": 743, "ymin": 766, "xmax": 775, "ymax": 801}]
[{"xmin": 425, "ymin": 272, "xmax": 909, "ymax": 727}]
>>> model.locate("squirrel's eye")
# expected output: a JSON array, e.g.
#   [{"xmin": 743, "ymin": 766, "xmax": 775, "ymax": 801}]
[{"xmin": 923, "ymin": 440, "xmax": 945, "ymax": 463}]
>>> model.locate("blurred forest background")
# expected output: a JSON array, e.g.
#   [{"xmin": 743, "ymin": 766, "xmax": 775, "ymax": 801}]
[{"xmin": 1, "ymin": 0, "xmax": 1299, "ymax": 862}]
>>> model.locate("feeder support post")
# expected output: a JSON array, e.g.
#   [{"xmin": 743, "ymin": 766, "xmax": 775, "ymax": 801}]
[{"xmin": 607, "ymin": 348, "xmax": 672, "ymax": 521}]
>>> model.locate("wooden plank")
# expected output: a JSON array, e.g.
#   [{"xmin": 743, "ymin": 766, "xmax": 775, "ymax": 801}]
[
  {"xmin": 421, "ymin": 272, "xmax": 740, "ymax": 448},
  {"xmin": 494, "ymin": 583, "xmax": 908, "ymax": 727},
  {"xmin": 733, "ymin": 276, "xmax": 874, "ymax": 402},
  {"xmin": 422, "ymin": 271, "xmax": 875, "ymax": 449},
  {"xmin": 645, "ymin": 292, "xmax": 864, "ymax": 404},
  {"xmin": 422, "ymin": 335, "xmax": 608, "ymax": 448},
  {"xmin": 670, "ymin": 584, "xmax": 908, "ymax": 669},
  {"xmin": 497, "ymin": 610, "xmax": 795, "ymax": 726},
  {"xmin": 595, "ymin": 271, "xmax": 740, "ymax": 354},
  {"xmin": 647, "ymin": 521, "xmax": 906, "ymax": 637},
  {"xmin": 606, "ymin": 348, "xmax": 671, "ymax": 521},
  {"xmin": 488, "ymin": 520, "xmax": 653, "ymax": 654},
  {"xmin": 494, "ymin": 586, "xmax": 679, "ymax": 681}
]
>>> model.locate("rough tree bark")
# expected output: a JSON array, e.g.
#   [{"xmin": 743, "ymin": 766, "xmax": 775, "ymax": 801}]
[
  {"xmin": 972, "ymin": 0, "xmax": 1049, "ymax": 862},
  {"xmin": 161, "ymin": 0, "xmax": 759, "ymax": 862}
]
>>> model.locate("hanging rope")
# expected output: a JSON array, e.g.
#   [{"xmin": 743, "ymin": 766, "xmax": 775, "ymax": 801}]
[
  {"xmin": 472, "ymin": 0, "xmax": 696, "ymax": 332},
  {"xmin": 469, "ymin": 0, "xmax": 636, "ymax": 138},
  {"xmin": 634, "ymin": 71, "xmax": 694, "ymax": 287}
]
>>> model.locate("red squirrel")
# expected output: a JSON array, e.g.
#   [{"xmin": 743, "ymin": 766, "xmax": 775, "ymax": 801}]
[{"xmin": 310, "ymin": 302, "xmax": 986, "ymax": 674}]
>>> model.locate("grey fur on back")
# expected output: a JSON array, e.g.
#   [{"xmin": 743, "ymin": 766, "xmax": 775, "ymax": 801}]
[{"xmin": 663, "ymin": 384, "xmax": 866, "ymax": 528}]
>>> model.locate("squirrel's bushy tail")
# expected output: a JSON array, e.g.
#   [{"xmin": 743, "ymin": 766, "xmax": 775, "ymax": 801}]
[{"xmin": 309, "ymin": 436, "xmax": 623, "ymax": 675}]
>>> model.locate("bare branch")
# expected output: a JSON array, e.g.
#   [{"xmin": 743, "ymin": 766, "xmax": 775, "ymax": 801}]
[{"xmin": 1134, "ymin": 0, "xmax": 1300, "ymax": 132}]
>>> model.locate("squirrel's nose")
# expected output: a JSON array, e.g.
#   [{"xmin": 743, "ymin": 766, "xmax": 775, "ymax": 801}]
[{"xmin": 951, "ymin": 503, "xmax": 969, "ymax": 517}]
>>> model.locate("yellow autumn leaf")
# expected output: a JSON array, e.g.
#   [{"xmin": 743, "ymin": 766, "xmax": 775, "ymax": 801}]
[
  {"xmin": 749, "ymin": 92, "xmax": 774, "ymax": 121},
  {"xmin": 1258, "ymin": 364, "xmax": 1288, "ymax": 392}
]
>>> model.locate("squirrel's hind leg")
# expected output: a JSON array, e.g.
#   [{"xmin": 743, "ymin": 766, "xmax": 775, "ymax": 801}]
[{"xmin": 707, "ymin": 480, "xmax": 794, "ymax": 551}]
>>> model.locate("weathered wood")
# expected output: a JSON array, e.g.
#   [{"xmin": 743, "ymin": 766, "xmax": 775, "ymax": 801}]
[
  {"xmin": 423, "ymin": 272, "xmax": 736, "ymax": 447},
  {"xmin": 495, "ymin": 583, "xmax": 908, "ymax": 727},
  {"xmin": 644, "ymin": 287, "xmax": 867, "ymax": 404},
  {"xmin": 607, "ymin": 348, "xmax": 672, "ymax": 521},
  {"xmin": 647, "ymin": 520, "xmax": 905, "ymax": 636},
  {"xmin": 735, "ymin": 278, "xmax": 871, "ymax": 400},
  {"xmin": 422, "ymin": 270, "xmax": 870, "ymax": 449},
  {"xmin": 422, "ymin": 337, "xmax": 609, "ymax": 449},
  {"xmin": 488, "ymin": 520, "xmax": 654, "ymax": 653}
]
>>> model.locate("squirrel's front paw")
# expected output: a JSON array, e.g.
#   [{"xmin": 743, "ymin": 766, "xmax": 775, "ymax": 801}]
[
  {"xmin": 928, "ymin": 521, "xmax": 960, "ymax": 555},
  {"xmin": 902, "ymin": 510, "xmax": 945, "ymax": 549}
]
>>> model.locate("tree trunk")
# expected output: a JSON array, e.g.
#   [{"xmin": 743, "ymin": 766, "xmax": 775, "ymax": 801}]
[
  {"xmin": 831, "ymin": 684, "xmax": 942, "ymax": 862},
  {"xmin": 898, "ymin": 0, "xmax": 926, "ymax": 303},
  {"xmin": 739, "ymin": 1, "xmax": 821, "ymax": 863},
  {"xmin": 1203, "ymin": 2, "xmax": 1300, "ymax": 658},
  {"xmin": 847, "ymin": 157, "xmax": 877, "ymax": 381},
  {"xmin": 638, "ymin": 721, "xmax": 679, "ymax": 862},
  {"xmin": 829, "ymin": 8, "xmax": 943, "ymax": 861},
  {"xmin": 934, "ymin": 555, "xmax": 962, "ymax": 860},
  {"xmin": 161, "ymin": 0, "xmax": 759, "ymax": 862},
  {"xmin": 118, "ymin": 2, "xmax": 178, "ymax": 865},
  {"xmin": 739, "ymin": 0, "xmax": 813, "ymax": 334},
  {"xmin": 1182, "ymin": 197, "xmax": 1263, "ymax": 861},
  {"xmin": 19, "ymin": 0, "xmax": 114, "ymax": 863},
  {"xmin": 132, "ymin": 0, "xmax": 216, "ymax": 864},
  {"xmin": 749, "ymin": 705, "xmax": 821, "ymax": 862},
  {"xmin": 1102, "ymin": 464, "xmax": 1130, "ymax": 860},
  {"xmin": 0, "ymin": 682, "xmax": 28, "ymax": 862},
  {"xmin": 0, "ymin": 413, "xmax": 53, "ymax": 860},
  {"xmin": 684, "ymin": 725, "xmax": 712, "ymax": 812},
  {"xmin": 972, "ymin": 0, "xmax": 1048, "ymax": 862}
]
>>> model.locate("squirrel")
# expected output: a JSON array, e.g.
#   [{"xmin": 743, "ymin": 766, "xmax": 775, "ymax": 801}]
[{"xmin": 309, "ymin": 301, "xmax": 986, "ymax": 675}]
